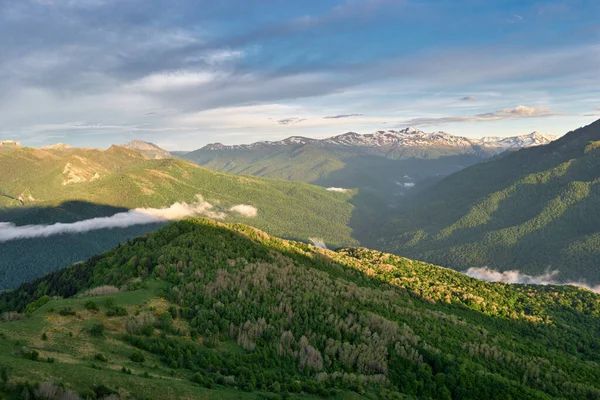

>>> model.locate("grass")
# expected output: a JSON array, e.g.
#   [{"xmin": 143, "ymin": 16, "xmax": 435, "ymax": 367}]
[{"xmin": 0, "ymin": 284, "xmax": 326, "ymax": 399}]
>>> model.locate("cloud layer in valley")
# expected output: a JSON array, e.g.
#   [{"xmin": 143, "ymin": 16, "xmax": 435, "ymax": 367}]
[
  {"xmin": 326, "ymin": 187, "xmax": 351, "ymax": 192},
  {"xmin": 0, "ymin": 195, "xmax": 257, "ymax": 243},
  {"xmin": 465, "ymin": 267, "xmax": 600, "ymax": 293}
]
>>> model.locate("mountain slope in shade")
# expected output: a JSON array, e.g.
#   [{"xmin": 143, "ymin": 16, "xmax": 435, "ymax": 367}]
[
  {"xmin": 377, "ymin": 119, "xmax": 600, "ymax": 284},
  {"xmin": 1, "ymin": 219, "xmax": 600, "ymax": 399},
  {"xmin": 122, "ymin": 140, "xmax": 172, "ymax": 159}
]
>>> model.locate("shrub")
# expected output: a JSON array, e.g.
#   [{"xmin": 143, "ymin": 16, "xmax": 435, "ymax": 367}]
[
  {"xmin": 89, "ymin": 323, "xmax": 105, "ymax": 337},
  {"xmin": 1, "ymin": 365, "xmax": 10, "ymax": 384},
  {"xmin": 130, "ymin": 351, "xmax": 145, "ymax": 363},
  {"xmin": 59, "ymin": 307, "xmax": 76, "ymax": 316},
  {"xmin": 85, "ymin": 301, "xmax": 99, "ymax": 311},
  {"xmin": 41, "ymin": 333, "xmax": 48, "ymax": 341},
  {"xmin": 125, "ymin": 313, "xmax": 155, "ymax": 335},
  {"xmin": 1, "ymin": 312, "xmax": 22, "ymax": 322},
  {"xmin": 93, "ymin": 384, "xmax": 118, "ymax": 399},
  {"xmin": 106, "ymin": 306, "xmax": 128, "ymax": 317},
  {"xmin": 21, "ymin": 348, "xmax": 40, "ymax": 361},
  {"xmin": 94, "ymin": 353, "xmax": 108, "ymax": 362}
]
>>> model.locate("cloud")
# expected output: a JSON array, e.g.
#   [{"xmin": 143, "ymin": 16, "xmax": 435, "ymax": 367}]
[
  {"xmin": 399, "ymin": 105, "xmax": 558, "ymax": 127},
  {"xmin": 229, "ymin": 204, "xmax": 258, "ymax": 218},
  {"xmin": 459, "ymin": 96, "xmax": 476, "ymax": 101},
  {"xmin": 0, "ymin": 195, "xmax": 256, "ymax": 243},
  {"xmin": 275, "ymin": 117, "xmax": 307, "ymax": 125},
  {"xmin": 309, "ymin": 238, "xmax": 328, "ymax": 249},
  {"xmin": 326, "ymin": 187, "xmax": 351, "ymax": 192},
  {"xmin": 323, "ymin": 114, "xmax": 363, "ymax": 119},
  {"xmin": 464, "ymin": 267, "xmax": 600, "ymax": 293},
  {"xmin": 127, "ymin": 71, "xmax": 220, "ymax": 93},
  {"xmin": 508, "ymin": 14, "xmax": 524, "ymax": 23}
]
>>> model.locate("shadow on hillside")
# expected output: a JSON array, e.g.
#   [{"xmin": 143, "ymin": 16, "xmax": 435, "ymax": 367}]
[
  {"xmin": 0, "ymin": 201, "xmax": 165, "ymax": 290},
  {"xmin": 0, "ymin": 201, "xmax": 129, "ymax": 225},
  {"xmin": 309, "ymin": 154, "xmax": 488, "ymax": 248}
]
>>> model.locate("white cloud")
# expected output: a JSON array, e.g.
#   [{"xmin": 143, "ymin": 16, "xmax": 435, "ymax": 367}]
[
  {"xmin": 229, "ymin": 204, "xmax": 258, "ymax": 217},
  {"xmin": 465, "ymin": 267, "xmax": 600, "ymax": 293},
  {"xmin": 309, "ymin": 237, "xmax": 327, "ymax": 249},
  {"xmin": 399, "ymin": 105, "xmax": 558, "ymax": 127},
  {"xmin": 0, "ymin": 195, "xmax": 258, "ymax": 242},
  {"xmin": 128, "ymin": 71, "xmax": 220, "ymax": 93}
]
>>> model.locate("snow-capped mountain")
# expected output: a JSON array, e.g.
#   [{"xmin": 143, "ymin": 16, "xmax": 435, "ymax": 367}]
[
  {"xmin": 201, "ymin": 128, "xmax": 557, "ymax": 152},
  {"xmin": 480, "ymin": 132, "xmax": 557, "ymax": 148}
]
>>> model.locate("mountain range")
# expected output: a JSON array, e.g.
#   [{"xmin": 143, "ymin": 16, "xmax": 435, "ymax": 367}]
[
  {"xmin": 180, "ymin": 129, "xmax": 555, "ymax": 202},
  {"xmin": 197, "ymin": 128, "xmax": 556, "ymax": 154}
]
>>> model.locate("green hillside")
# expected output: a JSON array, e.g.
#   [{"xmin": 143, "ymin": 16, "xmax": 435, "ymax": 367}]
[
  {"xmin": 0, "ymin": 146, "xmax": 358, "ymax": 289},
  {"xmin": 181, "ymin": 144, "xmax": 488, "ymax": 198},
  {"xmin": 1, "ymin": 219, "xmax": 600, "ymax": 399},
  {"xmin": 378, "ymin": 119, "xmax": 600, "ymax": 283}
]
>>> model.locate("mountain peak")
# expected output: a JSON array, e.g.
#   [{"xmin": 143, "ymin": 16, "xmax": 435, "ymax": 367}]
[{"xmin": 122, "ymin": 139, "xmax": 171, "ymax": 159}]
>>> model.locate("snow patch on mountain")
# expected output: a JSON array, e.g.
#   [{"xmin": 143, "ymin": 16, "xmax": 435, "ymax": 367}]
[{"xmin": 201, "ymin": 129, "xmax": 557, "ymax": 152}]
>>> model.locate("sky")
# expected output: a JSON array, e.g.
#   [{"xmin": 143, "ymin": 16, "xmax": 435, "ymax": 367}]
[{"xmin": 0, "ymin": 0, "xmax": 599, "ymax": 150}]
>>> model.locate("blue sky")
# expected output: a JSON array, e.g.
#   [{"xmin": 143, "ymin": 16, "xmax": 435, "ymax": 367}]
[{"xmin": 0, "ymin": 0, "xmax": 599, "ymax": 150}]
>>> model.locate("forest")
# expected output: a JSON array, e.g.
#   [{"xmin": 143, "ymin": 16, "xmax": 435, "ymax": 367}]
[{"xmin": 1, "ymin": 219, "xmax": 600, "ymax": 399}]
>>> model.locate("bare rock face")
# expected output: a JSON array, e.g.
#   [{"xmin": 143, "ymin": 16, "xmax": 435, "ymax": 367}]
[{"xmin": 122, "ymin": 140, "xmax": 172, "ymax": 159}]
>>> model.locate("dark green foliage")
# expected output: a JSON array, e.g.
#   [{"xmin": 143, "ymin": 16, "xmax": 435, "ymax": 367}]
[
  {"xmin": 21, "ymin": 349, "xmax": 39, "ymax": 361},
  {"xmin": 58, "ymin": 307, "xmax": 76, "ymax": 316},
  {"xmin": 94, "ymin": 353, "xmax": 108, "ymax": 362},
  {"xmin": 84, "ymin": 300, "xmax": 99, "ymax": 311},
  {"xmin": 1, "ymin": 365, "xmax": 10, "ymax": 385},
  {"xmin": 130, "ymin": 351, "xmax": 145, "ymax": 363},
  {"xmin": 88, "ymin": 323, "xmax": 105, "ymax": 337},
  {"xmin": 41, "ymin": 333, "xmax": 47, "ymax": 341}
]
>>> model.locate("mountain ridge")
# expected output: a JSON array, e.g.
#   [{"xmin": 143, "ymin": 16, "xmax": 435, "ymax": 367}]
[
  {"xmin": 200, "ymin": 129, "xmax": 557, "ymax": 152},
  {"xmin": 377, "ymin": 118, "xmax": 600, "ymax": 284}
]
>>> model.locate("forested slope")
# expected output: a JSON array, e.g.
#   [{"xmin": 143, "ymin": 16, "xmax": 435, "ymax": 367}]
[
  {"xmin": 1, "ymin": 219, "xmax": 600, "ymax": 399},
  {"xmin": 378, "ymin": 119, "xmax": 600, "ymax": 283}
]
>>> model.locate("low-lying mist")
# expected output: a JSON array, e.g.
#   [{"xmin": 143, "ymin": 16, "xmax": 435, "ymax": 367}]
[
  {"xmin": 465, "ymin": 267, "xmax": 600, "ymax": 293},
  {"xmin": 0, "ymin": 195, "xmax": 258, "ymax": 243}
]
